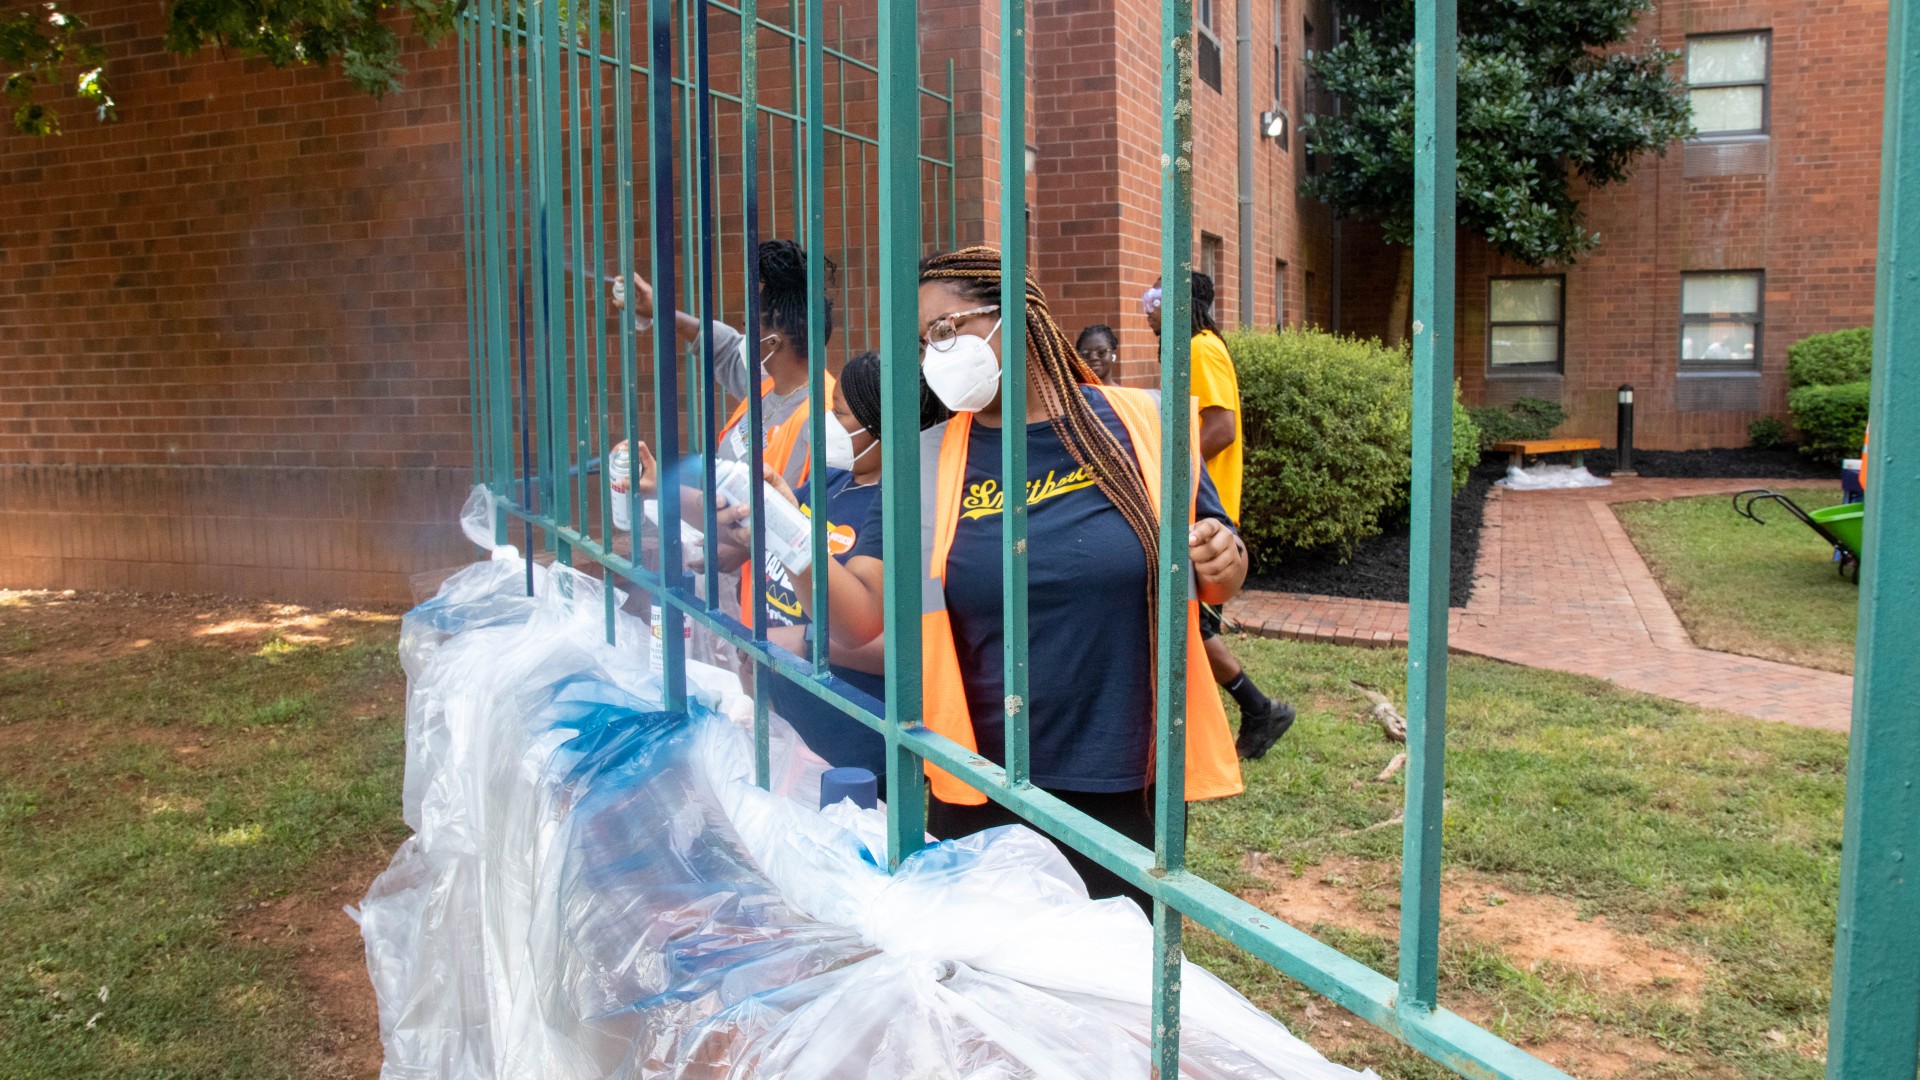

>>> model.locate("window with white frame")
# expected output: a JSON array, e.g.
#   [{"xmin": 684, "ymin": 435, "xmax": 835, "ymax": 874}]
[
  {"xmin": 1680, "ymin": 271, "xmax": 1763, "ymax": 371},
  {"xmin": 1487, "ymin": 276, "xmax": 1564, "ymax": 372},
  {"xmin": 1687, "ymin": 32, "xmax": 1769, "ymax": 137}
]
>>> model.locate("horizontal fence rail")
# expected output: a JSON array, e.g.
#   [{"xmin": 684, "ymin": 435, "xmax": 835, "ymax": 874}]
[{"xmin": 454, "ymin": 0, "xmax": 1920, "ymax": 1076}]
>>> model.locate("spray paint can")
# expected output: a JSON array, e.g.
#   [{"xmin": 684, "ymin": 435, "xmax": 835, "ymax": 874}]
[{"xmin": 608, "ymin": 440, "xmax": 633, "ymax": 532}]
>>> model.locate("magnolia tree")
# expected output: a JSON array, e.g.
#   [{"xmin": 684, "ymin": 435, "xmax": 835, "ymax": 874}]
[
  {"xmin": 1303, "ymin": 0, "xmax": 1694, "ymax": 344},
  {"xmin": 5, "ymin": 0, "xmax": 457, "ymax": 135}
]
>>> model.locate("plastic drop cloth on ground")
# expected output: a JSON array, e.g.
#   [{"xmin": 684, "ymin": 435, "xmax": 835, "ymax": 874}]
[
  {"xmin": 1496, "ymin": 463, "xmax": 1612, "ymax": 490},
  {"xmin": 352, "ymin": 487, "xmax": 1373, "ymax": 1080}
]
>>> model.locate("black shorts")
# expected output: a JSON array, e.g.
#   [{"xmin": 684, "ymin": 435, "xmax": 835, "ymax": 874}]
[{"xmin": 1199, "ymin": 602, "xmax": 1223, "ymax": 640}]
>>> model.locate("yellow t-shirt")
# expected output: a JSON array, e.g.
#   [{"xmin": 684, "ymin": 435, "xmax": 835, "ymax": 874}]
[{"xmin": 1188, "ymin": 330, "xmax": 1244, "ymax": 523}]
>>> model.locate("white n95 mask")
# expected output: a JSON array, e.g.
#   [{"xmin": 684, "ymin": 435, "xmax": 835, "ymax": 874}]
[
  {"xmin": 923, "ymin": 319, "xmax": 1003, "ymax": 413},
  {"xmin": 823, "ymin": 418, "xmax": 857, "ymax": 471}
]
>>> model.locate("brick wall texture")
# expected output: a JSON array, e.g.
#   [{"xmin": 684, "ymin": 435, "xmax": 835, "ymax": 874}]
[
  {"xmin": 1, "ymin": 0, "xmax": 1886, "ymax": 601},
  {"xmin": 1336, "ymin": 0, "xmax": 1887, "ymax": 449},
  {"xmin": 2, "ymin": 2, "xmax": 475, "ymax": 603}
]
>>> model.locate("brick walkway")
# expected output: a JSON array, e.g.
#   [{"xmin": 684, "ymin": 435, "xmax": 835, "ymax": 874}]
[{"xmin": 1227, "ymin": 477, "xmax": 1855, "ymax": 732}]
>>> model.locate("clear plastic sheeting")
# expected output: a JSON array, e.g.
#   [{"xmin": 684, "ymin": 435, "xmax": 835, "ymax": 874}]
[
  {"xmin": 1497, "ymin": 463, "xmax": 1612, "ymax": 490},
  {"xmin": 356, "ymin": 499, "xmax": 1372, "ymax": 1080}
]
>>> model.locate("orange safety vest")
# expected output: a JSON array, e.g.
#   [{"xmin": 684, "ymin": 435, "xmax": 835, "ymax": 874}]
[
  {"xmin": 723, "ymin": 374, "xmax": 835, "ymax": 614},
  {"xmin": 915, "ymin": 383, "xmax": 1245, "ymax": 807}
]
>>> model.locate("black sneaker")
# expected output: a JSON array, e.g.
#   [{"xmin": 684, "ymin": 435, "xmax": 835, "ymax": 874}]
[{"xmin": 1235, "ymin": 700, "xmax": 1296, "ymax": 760}]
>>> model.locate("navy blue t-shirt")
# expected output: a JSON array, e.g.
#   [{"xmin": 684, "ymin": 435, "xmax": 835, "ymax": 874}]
[
  {"xmin": 765, "ymin": 469, "xmax": 888, "ymax": 777},
  {"xmin": 852, "ymin": 389, "xmax": 1232, "ymax": 792}
]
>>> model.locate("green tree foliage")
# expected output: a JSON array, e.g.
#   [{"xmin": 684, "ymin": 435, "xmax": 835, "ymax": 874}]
[
  {"xmin": 3, "ymin": 3, "xmax": 113, "ymax": 134},
  {"xmin": 1304, "ymin": 0, "xmax": 1693, "ymax": 339},
  {"xmin": 7, "ymin": 0, "xmax": 457, "ymax": 135},
  {"xmin": 166, "ymin": 0, "xmax": 458, "ymax": 96},
  {"xmin": 1228, "ymin": 328, "xmax": 1478, "ymax": 568}
]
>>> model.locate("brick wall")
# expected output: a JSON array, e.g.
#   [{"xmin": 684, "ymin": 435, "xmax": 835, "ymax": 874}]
[
  {"xmin": 1, "ymin": 2, "xmax": 475, "ymax": 603},
  {"xmin": 1338, "ymin": 0, "xmax": 1886, "ymax": 450},
  {"xmin": 1030, "ymin": 0, "xmax": 1333, "ymax": 385}
]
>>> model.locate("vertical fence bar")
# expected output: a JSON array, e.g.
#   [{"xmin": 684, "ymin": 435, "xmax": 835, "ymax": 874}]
[
  {"xmin": 510, "ymin": 2, "xmax": 538, "ymax": 580},
  {"xmin": 788, "ymin": 0, "xmax": 802, "ymax": 240},
  {"xmin": 460, "ymin": 19, "xmax": 483, "ymax": 486},
  {"xmin": 694, "ymin": 0, "xmax": 722, "ymax": 611},
  {"xmin": 878, "ymin": 0, "xmax": 927, "ymax": 869},
  {"xmin": 835, "ymin": 10, "xmax": 852, "ymax": 370},
  {"xmin": 566, "ymin": 0, "xmax": 594, "ymax": 550},
  {"xmin": 540, "ymin": 0, "xmax": 572, "ymax": 564},
  {"xmin": 612, "ymin": 0, "xmax": 642, "ymax": 587},
  {"xmin": 482, "ymin": 0, "xmax": 512, "ymax": 546},
  {"xmin": 677, "ymin": 0, "xmax": 707, "ymax": 459},
  {"xmin": 803, "ymin": 0, "xmax": 830, "ymax": 673},
  {"xmin": 587, "ymin": 0, "xmax": 615, "ymax": 640},
  {"xmin": 998, "ymin": 0, "xmax": 1031, "ymax": 790},
  {"xmin": 1399, "ymin": 0, "xmax": 1457, "ymax": 1015},
  {"xmin": 1151, "ymin": 0, "xmax": 1196, "ymax": 1068},
  {"xmin": 1826, "ymin": 0, "xmax": 1920, "ymax": 1073},
  {"xmin": 649, "ymin": 0, "xmax": 689, "ymax": 712},
  {"xmin": 741, "ymin": 0, "xmax": 771, "ymax": 790},
  {"xmin": 946, "ymin": 59, "xmax": 957, "ymax": 251}
]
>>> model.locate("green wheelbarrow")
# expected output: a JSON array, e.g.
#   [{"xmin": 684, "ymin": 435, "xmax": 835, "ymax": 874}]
[{"xmin": 1734, "ymin": 489, "xmax": 1864, "ymax": 581}]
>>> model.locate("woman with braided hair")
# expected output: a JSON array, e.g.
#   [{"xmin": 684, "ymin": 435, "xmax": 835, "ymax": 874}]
[{"xmin": 727, "ymin": 247, "xmax": 1248, "ymax": 906}]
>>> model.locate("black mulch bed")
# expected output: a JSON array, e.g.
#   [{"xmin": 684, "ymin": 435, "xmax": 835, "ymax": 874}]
[
  {"xmin": 1243, "ymin": 446, "xmax": 1845, "ymax": 608},
  {"xmin": 1581, "ymin": 445, "xmax": 1838, "ymax": 480}
]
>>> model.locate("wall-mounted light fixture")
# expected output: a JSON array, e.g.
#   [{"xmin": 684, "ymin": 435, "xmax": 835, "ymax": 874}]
[{"xmin": 1260, "ymin": 107, "xmax": 1289, "ymax": 149}]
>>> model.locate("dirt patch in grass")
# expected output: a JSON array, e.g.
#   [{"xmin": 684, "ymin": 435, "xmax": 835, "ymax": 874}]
[
  {"xmin": 232, "ymin": 851, "xmax": 392, "ymax": 1080},
  {"xmin": 1243, "ymin": 854, "xmax": 1707, "ymax": 1003},
  {"xmin": 0, "ymin": 589, "xmax": 401, "ymax": 673},
  {"xmin": 1, "ymin": 587, "xmax": 408, "ymax": 1079}
]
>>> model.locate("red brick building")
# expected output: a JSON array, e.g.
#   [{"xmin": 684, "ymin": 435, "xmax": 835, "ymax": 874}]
[
  {"xmin": 0, "ymin": 0, "xmax": 1884, "ymax": 602},
  {"xmin": 1330, "ymin": 0, "xmax": 1887, "ymax": 448}
]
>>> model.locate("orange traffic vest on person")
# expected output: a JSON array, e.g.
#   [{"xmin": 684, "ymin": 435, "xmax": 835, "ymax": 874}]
[
  {"xmin": 723, "ymin": 374, "xmax": 835, "ymax": 614},
  {"xmin": 914, "ymin": 383, "xmax": 1245, "ymax": 807}
]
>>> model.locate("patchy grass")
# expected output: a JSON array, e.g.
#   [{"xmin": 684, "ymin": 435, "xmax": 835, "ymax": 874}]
[
  {"xmin": 1614, "ymin": 486, "xmax": 1858, "ymax": 674},
  {"xmin": 0, "ymin": 590, "xmax": 1853, "ymax": 1079},
  {"xmin": 0, "ymin": 591, "xmax": 406, "ymax": 1080},
  {"xmin": 1192, "ymin": 634, "xmax": 1846, "ymax": 1079}
]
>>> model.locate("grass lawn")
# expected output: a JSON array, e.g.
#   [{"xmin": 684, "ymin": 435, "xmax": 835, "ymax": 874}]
[
  {"xmin": 1195, "ymin": 634, "xmax": 1846, "ymax": 1079},
  {"xmin": 1613, "ymin": 485, "xmax": 1859, "ymax": 674},
  {"xmin": 0, "ymin": 591, "xmax": 407, "ymax": 1080},
  {"xmin": 2, "ymin": 590, "xmax": 1849, "ymax": 1080}
]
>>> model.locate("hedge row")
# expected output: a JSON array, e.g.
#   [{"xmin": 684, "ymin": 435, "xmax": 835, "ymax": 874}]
[
  {"xmin": 1785, "ymin": 327, "xmax": 1873, "ymax": 463},
  {"xmin": 1226, "ymin": 328, "xmax": 1477, "ymax": 569}
]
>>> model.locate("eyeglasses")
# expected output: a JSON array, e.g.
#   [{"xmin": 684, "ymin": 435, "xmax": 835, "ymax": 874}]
[
  {"xmin": 1077, "ymin": 346, "xmax": 1116, "ymax": 362},
  {"xmin": 921, "ymin": 305, "xmax": 999, "ymax": 351}
]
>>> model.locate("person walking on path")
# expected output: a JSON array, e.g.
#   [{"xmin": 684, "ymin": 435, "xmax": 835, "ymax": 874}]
[{"xmin": 1145, "ymin": 272, "xmax": 1296, "ymax": 759}]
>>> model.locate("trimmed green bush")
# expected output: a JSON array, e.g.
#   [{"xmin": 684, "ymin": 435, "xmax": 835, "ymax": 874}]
[
  {"xmin": 1787, "ymin": 327, "xmax": 1872, "ymax": 389},
  {"xmin": 1786, "ymin": 381, "xmax": 1871, "ymax": 464},
  {"xmin": 1227, "ymin": 328, "xmax": 1478, "ymax": 566},
  {"xmin": 1466, "ymin": 396, "xmax": 1567, "ymax": 451},
  {"xmin": 1747, "ymin": 416, "xmax": 1790, "ymax": 450}
]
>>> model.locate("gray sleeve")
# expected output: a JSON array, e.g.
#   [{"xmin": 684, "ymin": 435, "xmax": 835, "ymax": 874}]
[{"xmin": 708, "ymin": 320, "xmax": 749, "ymax": 399}]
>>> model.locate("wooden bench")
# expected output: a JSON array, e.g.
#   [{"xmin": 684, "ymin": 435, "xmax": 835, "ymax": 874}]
[{"xmin": 1492, "ymin": 437, "xmax": 1602, "ymax": 471}]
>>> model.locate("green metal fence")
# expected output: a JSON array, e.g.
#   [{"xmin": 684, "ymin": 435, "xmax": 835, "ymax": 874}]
[{"xmin": 454, "ymin": 0, "xmax": 1920, "ymax": 1074}]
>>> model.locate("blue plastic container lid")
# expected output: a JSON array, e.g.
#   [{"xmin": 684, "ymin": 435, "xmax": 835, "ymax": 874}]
[{"xmin": 819, "ymin": 767, "xmax": 878, "ymax": 810}]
